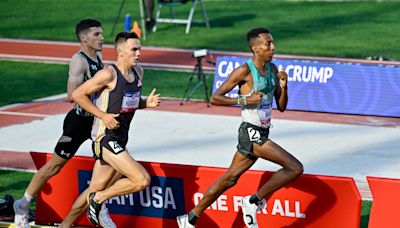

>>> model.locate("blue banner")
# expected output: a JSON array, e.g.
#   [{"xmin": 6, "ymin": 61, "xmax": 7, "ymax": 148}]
[
  {"xmin": 78, "ymin": 170, "xmax": 185, "ymax": 219},
  {"xmin": 212, "ymin": 56, "xmax": 400, "ymax": 117}
]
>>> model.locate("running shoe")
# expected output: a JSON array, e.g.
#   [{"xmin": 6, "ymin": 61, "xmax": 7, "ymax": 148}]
[
  {"xmin": 99, "ymin": 203, "xmax": 116, "ymax": 228},
  {"xmin": 87, "ymin": 192, "xmax": 102, "ymax": 225},
  {"xmin": 176, "ymin": 214, "xmax": 195, "ymax": 228},
  {"xmin": 241, "ymin": 196, "xmax": 265, "ymax": 228},
  {"xmin": 13, "ymin": 199, "xmax": 29, "ymax": 228}
]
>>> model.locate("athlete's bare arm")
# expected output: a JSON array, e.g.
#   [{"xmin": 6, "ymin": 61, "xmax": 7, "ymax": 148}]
[
  {"xmin": 67, "ymin": 54, "xmax": 88, "ymax": 101},
  {"xmin": 211, "ymin": 64, "xmax": 263, "ymax": 106},
  {"xmin": 135, "ymin": 65, "xmax": 161, "ymax": 109},
  {"xmin": 272, "ymin": 63, "xmax": 288, "ymax": 112},
  {"xmin": 72, "ymin": 66, "xmax": 119, "ymax": 130}
]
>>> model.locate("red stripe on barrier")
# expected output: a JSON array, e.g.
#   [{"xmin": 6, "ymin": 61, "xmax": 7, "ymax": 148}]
[
  {"xmin": 31, "ymin": 152, "xmax": 361, "ymax": 227},
  {"xmin": 367, "ymin": 176, "xmax": 400, "ymax": 228}
]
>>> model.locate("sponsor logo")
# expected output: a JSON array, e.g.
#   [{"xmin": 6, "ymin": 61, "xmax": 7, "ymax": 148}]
[
  {"xmin": 60, "ymin": 150, "xmax": 71, "ymax": 158},
  {"xmin": 78, "ymin": 170, "xmax": 185, "ymax": 219},
  {"xmin": 194, "ymin": 193, "xmax": 306, "ymax": 219},
  {"xmin": 245, "ymin": 214, "xmax": 255, "ymax": 225},
  {"xmin": 282, "ymin": 64, "xmax": 333, "ymax": 83},
  {"xmin": 217, "ymin": 60, "xmax": 242, "ymax": 78},
  {"xmin": 58, "ymin": 135, "xmax": 72, "ymax": 143},
  {"xmin": 213, "ymin": 57, "xmax": 337, "ymax": 103}
]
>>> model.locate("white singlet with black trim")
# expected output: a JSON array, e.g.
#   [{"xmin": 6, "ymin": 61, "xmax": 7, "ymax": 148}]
[{"xmin": 240, "ymin": 59, "xmax": 277, "ymax": 128}]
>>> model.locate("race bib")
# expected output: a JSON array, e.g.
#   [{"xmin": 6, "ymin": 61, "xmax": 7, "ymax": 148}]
[
  {"xmin": 121, "ymin": 91, "xmax": 140, "ymax": 113},
  {"xmin": 247, "ymin": 127, "xmax": 261, "ymax": 143},
  {"xmin": 258, "ymin": 102, "xmax": 272, "ymax": 127}
]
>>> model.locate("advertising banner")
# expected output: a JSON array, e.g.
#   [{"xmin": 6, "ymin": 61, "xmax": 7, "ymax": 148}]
[
  {"xmin": 31, "ymin": 152, "xmax": 361, "ymax": 227},
  {"xmin": 367, "ymin": 176, "xmax": 400, "ymax": 228},
  {"xmin": 212, "ymin": 56, "xmax": 400, "ymax": 117}
]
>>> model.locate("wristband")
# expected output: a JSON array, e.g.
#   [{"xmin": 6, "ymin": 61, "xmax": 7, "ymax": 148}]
[
  {"xmin": 241, "ymin": 96, "xmax": 247, "ymax": 105},
  {"xmin": 237, "ymin": 97, "xmax": 241, "ymax": 105}
]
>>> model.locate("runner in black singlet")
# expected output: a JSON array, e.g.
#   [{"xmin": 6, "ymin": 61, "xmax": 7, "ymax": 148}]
[
  {"xmin": 91, "ymin": 64, "xmax": 143, "ymax": 160},
  {"xmin": 71, "ymin": 31, "xmax": 161, "ymax": 226},
  {"xmin": 54, "ymin": 51, "xmax": 103, "ymax": 159},
  {"xmin": 13, "ymin": 19, "xmax": 117, "ymax": 228}
]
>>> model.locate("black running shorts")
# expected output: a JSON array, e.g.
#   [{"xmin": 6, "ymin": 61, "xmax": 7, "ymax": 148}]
[
  {"xmin": 92, "ymin": 134, "xmax": 127, "ymax": 161},
  {"xmin": 237, "ymin": 122, "xmax": 270, "ymax": 158},
  {"xmin": 54, "ymin": 110, "xmax": 94, "ymax": 159}
]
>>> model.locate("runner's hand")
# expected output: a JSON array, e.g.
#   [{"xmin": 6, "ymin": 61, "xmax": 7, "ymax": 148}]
[
  {"xmin": 101, "ymin": 113, "xmax": 120, "ymax": 130},
  {"xmin": 146, "ymin": 88, "xmax": 161, "ymax": 108},
  {"xmin": 246, "ymin": 92, "xmax": 264, "ymax": 105},
  {"xmin": 277, "ymin": 66, "xmax": 288, "ymax": 89}
]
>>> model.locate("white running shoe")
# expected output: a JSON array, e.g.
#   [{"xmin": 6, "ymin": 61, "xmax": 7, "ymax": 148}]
[
  {"xmin": 241, "ymin": 196, "xmax": 265, "ymax": 228},
  {"xmin": 13, "ymin": 199, "xmax": 29, "ymax": 228},
  {"xmin": 176, "ymin": 214, "xmax": 195, "ymax": 228},
  {"xmin": 99, "ymin": 204, "xmax": 116, "ymax": 228}
]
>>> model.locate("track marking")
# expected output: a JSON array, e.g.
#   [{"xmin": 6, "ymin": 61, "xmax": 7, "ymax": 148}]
[
  {"xmin": 0, "ymin": 221, "xmax": 56, "ymax": 228},
  {"xmin": 0, "ymin": 111, "xmax": 51, "ymax": 118}
]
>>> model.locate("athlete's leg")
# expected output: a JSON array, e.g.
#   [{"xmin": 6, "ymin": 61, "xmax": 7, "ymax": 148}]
[
  {"xmin": 241, "ymin": 140, "xmax": 303, "ymax": 227},
  {"xmin": 13, "ymin": 154, "xmax": 68, "ymax": 228},
  {"xmin": 253, "ymin": 140, "xmax": 303, "ymax": 199},
  {"xmin": 191, "ymin": 152, "xmax": 256, "ymax": 216},
  {"xmin": 59, "ymin": 160, "xmax": 121, "ymax": 227},
  {"xmin": 27, "ymin": 153, "xmax": 68, "ymax": 196},
  {"xmin": 15, "ymin": 153, "xmax": 67, "ymax": 211},
  {"xmin": 90, "ymin": 148, "xmax": 150, "ymax": 204}
]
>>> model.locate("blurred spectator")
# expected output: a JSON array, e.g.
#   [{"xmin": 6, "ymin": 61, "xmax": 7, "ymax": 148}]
[{"xmin": 144, "ymin": 0, "xmax": 156, "ymax": 31}]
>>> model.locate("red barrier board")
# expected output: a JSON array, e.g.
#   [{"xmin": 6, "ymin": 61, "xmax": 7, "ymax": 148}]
[
  {"xmin": 367, "ymin": 176, "xmax": 400, "ymax": 228},
  {"xmin": 31, "ymin": 152, "xmax": 361, "ymax": 227}
]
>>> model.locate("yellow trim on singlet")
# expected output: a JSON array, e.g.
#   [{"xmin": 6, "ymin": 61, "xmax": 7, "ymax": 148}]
[
  {"xmin": 93, "ymin": 90, "xmax": 110, "ymax": 158},
  {"xmin": 94, "ymin": 134, "xmax": 106, "ymax": 158},
  {"xmin": 95, "ymin": 90, "xmax": 109, "ymax": 141}
]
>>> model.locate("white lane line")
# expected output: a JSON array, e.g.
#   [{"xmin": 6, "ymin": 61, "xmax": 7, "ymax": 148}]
[
  {"xmin": 0, "ymin": 54, "xmax": 215, "ymax": 71},
  {"xmin": 0, "ymin": 54, "xmax": 70, "ymax": 63},
  {"xmin": 0, "ymin": 111, "xmax": 51, "ymax": 118}
]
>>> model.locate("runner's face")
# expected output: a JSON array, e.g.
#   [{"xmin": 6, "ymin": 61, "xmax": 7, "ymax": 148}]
[
  {"xmin": 122, "ymin": 38, "xmax": 141, "ymax": 67},
  {"xmin": 255, "ymin": 33, "xmax": 275, "ymax": 62},
  {"xmin": 83, "ymin": 27, "xmax": 104, "ymax": 52}
]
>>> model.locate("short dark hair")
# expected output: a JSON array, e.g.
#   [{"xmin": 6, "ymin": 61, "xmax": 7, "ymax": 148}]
[
  {"xmin": 246, "ymin": 27, "xmax": 270, "ymax": 51},
  {"xmin": 75, "ymin": 19, "xmax": 102, "ymax": 41},
  {"xmin": 114, "ymin": 32, "xmax": 140, "ymax": 48}
]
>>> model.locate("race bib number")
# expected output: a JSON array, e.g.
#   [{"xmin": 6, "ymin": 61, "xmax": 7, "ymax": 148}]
[
  {"xmin": 247, "ymin": 127, "xmax": 261, "ymax": 143},
  {"xmin": 121, "ymin": 91, "xmax": 140, "ymax": 113},
  {"xmin": 258, "ymin": 103, "xmax": 272, "ymax": 127},
  {"xmin": 108, "ymin": 141, "xmax": 124, "ymax": 153}
]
